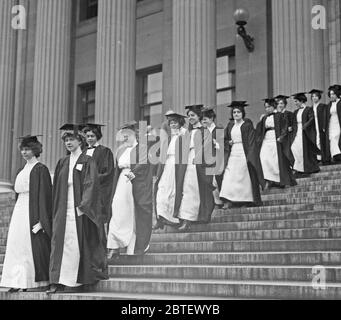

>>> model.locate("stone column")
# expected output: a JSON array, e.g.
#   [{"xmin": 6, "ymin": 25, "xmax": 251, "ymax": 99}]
[
  {"xmin": 32, "ymin": 0, "xmax": 72, "ymax": 171},
  {"xmin": 172, "ymin": 0, "xmax": 217, "ymax": 112},
  {"xmin": 327, "ymin": 0, "xmax": 341, "ymax": 85},
  {"xmin": 95, "ymin": 0, "xmax": 137, "ymax": 149},
  {"xmin": 0, "ymin": 0, "xmax": 17, "ymax": 193},
  {"xmin": 272, "ymin": 0, "xmax": 326, "ymax": 101}
]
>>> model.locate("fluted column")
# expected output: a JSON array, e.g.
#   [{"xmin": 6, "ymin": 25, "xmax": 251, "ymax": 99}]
[
  {"xmin": 327, "ymin": 0, "xmax": 341, "ymax": 84},
  {"xmin": 0, "ymin": 0, "xmax": 17, "ymax": 192},
  {"xmin": 32, "ymin": 0, "xmax": 72, "ymax": 171},
  {"xmin": 95, "ymin": 0, "xmax": 137, "ymax": 149},
  {"xmin": 272, "ymin": 0, "xmax": 326, "ymax": 98},
  {"xmin": 172, "ymin": 0, "xmax": 217, "ymax": 112}
]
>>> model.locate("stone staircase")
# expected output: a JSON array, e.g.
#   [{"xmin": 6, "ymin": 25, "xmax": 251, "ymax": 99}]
[{"xmin": 1, "ymin": 165, "xmax": 341, "ymax": 299}]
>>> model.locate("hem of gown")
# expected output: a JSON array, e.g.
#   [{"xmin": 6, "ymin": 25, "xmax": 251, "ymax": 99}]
[{"xmin": 0, "ymin": 281, "xmax": 49, "ymax": 290}]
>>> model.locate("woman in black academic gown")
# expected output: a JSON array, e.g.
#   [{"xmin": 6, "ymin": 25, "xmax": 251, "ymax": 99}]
[
  {"xmin": 220, "ymin": 101, "xmax": 264, "ymax": 209},
  {"xmin": 256, "ymin": 99, "xmax": 297, "ymax": 189},
  {"xmin": 309, "ymin": 89, "xmax": 330, "ymax": 165},
  {"xmin": 47, "ymin": 124, "xmax": 102, "ymax": 294},
  {"xmin": 174, "ymin": 105, "xmax": 215, "ymax": 231},
  {"xmin": 275, "ymin": 95, "xmax": 295, "ymax": 145},
  {"xmin": 326, "ymin": 85, "xmax": 341, "ymax": 163},
  {"xmin": 201, "ymin": 106, "xmax": 225, "ymax": 208},
  {"xmin": 107, "ymin": 121, "xmax": 153, "ymax": 258},
  {"xmin": 1, "ymin": 136, "xmax": 52, "ymax": 292},
  {"xmin": 83, "ymin": 124, "xmax": 114, "ymax": 279},
  {"xmin": 291, "ymin": 93, "xmax": 320, "ymax": 177}
]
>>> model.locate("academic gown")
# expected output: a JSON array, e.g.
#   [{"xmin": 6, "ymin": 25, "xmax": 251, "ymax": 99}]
[
  {"xmin": 50, "ymin": 153, "xmax": 102, "ymax": 285},
  {"xmin": 292, "ymin": 107, "xmax": 320, "ymax": 173},
  {"xmin": 111, "ymin": 142, "xmax": 153, "ymax": 255},
  {"xmin": 325, "ymin": 100, "xmax": 341, "ymax": 160},
  {"xmin": 256, "ymin": 113, "xmax": 297, "ymax": 187},
  {"xmin": 223, "ymin": 120, "xmax": 265, "ymax": 206},
  {"xmin": 314, "ymin": 103, "xmax": 330, "ymax": 164},
  {"xmin": 1, "ymin": 162, "xmax": 52, "ymax": 287},
  {"xmin": 174, "ymin": 127, "xmax": 216, "ymax": 223},
  {"xmin": 281, "ymin": 110, "xmax": 295, "ymax": 145},
  {"xmin": 85, "ymin": 144, "xmax": 114, "ymax": 280}
]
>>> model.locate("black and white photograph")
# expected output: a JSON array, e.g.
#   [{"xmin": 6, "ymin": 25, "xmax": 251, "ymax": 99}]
[{"xmin": 0, "ymin": 0, "xmax": 341, "ymax": 308}]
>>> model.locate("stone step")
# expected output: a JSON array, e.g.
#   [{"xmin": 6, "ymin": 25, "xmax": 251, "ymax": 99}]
[
  {"xmin": 214, "ymin": 201, "xmax": 341, "ymax": 216},
  {"xmin": 113, "ymin": 251, "xmax": 341, "ymax": 267},
  {"xmin": 296, "ymin": 177, "xmax": 341, "ymax": 186},
  {"xmin": 0, "ymin": 289, "xmax": 238, "ymax": 300},
  {"xmin": 262, "ymin": 190, "xmax": 341, "ymax": 201},
  {"xmin": 212, "ymin": 210, "xmax": 341, "ymax": 224},
  {"xmin": 92, "ymin": 277, "xmax": 341, "ymax": 300},
  {"xmin": 148, "ymin": 239, "xmax": 341, "ymax": 253},
  {"xmin": 151, "ymin": 227, "xmax": 341, "ymax": 243},
  {"xmin": 263, "ymin": 184, "xmax": 341, "ymax": 196},
  {"xmin": 320, "ymin": 164, "xmax": 341, "ymax": 172},
  {"xmin": 155, "ymin": 218, "xmax": 341, "ymax": 234},
  {"xmin": 261, "ymin": 195, "xmax": 341, "ymax": 206},
  {"xmin": 106, "ymin": 265, "xmax": 341, "ymax": 282}
]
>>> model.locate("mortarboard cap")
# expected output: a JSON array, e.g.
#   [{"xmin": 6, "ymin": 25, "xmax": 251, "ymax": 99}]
[
  {"xmin": 262, "ymin": 98, "xmax": 276, "ymax": 105},
  {"xmin": 165, "ymin": 110, "xmax": 176, "ymax": 117},
  {"xmin": 185, "ymin": 104, "xmax": 204, "ymax": 115},
  {"xmin": 226, "ymin": 101, "xmax": 249, "ymax": 108},
  {"xmin": 308, "ymin": 89, "xmax": 324, "ymax": 95},
  {"xmin": 59, "ymin": 123, "xmax": 86, "ymax": 139},
  {"xmin": 165, "ymin": 111, "xmax": 187, "ymax": 119},
  {"xmin": 292, "ymin": 92, "xmax": 308, "ymax": 102},
  {"xmin": 274, "ymin": 95, "xmax": 290, "ymax": 101},
  {"xmin": 18, "ymin": 135, "xmax": 42, "ymax": 145}
]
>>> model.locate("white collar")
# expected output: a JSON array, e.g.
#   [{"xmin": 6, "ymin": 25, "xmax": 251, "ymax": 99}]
[
  {"xmin": 192, "ymin": 123, "xmax": 202, "ymax": 129},
  {"xmin": 26, "ymin": 157, "xmax": 39, "ymax": 166},
  {"xmin": 71, "ymin": 147, "xmax": 82, "ymax": 159},
  {"xmin": 207, "ymin": 123, "xmax": 216, "ymax": 133}
]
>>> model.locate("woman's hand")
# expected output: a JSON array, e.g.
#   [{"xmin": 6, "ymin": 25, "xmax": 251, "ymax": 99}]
[
  {"xmin": 125, "ymin": 171, "xmax": 136, "ymax": 182},
  {"xmin": 229, "ymin": 140, "xmax": 234, "ymax": 146}
]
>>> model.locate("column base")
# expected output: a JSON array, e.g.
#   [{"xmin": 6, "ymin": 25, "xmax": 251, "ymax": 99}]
[{"xmin": 0, "ymin": 181, "xmax": 14, "ymax": 194}]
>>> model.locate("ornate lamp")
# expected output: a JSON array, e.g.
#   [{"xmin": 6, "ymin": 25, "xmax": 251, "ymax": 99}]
[{"xmin": 234, "ymin": 8, "xmax": 255, "ymax": 52}]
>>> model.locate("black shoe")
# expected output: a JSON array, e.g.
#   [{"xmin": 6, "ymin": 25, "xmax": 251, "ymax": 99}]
[
  {"xmin": 107, "ymin": 249, "xmax": 120, "ymax": 260},
  {"xmin": 8, "ymin": 288, "xmax": 20, "ymax": 293},
  {"xmin": 153, "ymin": 219, "xmax": 165, "ymax": 231},
  {"xmin": 46, "ymin": 284, "xmax": 60, "ymax": 295},
  {"xmin": 178, "ymin": 220, "xmax": 191, "ymax": 232}
]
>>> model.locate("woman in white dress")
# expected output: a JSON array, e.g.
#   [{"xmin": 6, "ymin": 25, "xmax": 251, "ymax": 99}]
[
  {"xmin": 107, "ymin": 121, "xmax": 154, "ymax": 257},
  {"xmin": 175, "ymin": 105, "xmax": 215, "ymax": 231},
  {"xmin": 1, "ymin": 136, "xmax": 52, "ymax": 293},
  {"xmin": 220, "ymin": 101, "xmax": 264, "ymax": 209},
  {"xmin": 153, "ymin": 112, "xmax": 187, "ymax": 230},
  {"xmin": 327, "ymin": 85, "xmax": 341, "ymax": 163}
]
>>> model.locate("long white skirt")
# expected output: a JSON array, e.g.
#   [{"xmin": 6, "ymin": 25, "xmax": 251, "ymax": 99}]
[
  {"xmin": 220, "ymin": 143, "xmax": 253, "ymax": 202},
  {"xmin": 292, "ymin": 123, "xmax": 304, "ymax": 172},
  {"xmin": 260, "ymin": 130, "xmax": 280, "ymax": 183},
  {"xmin": 178, "ymin": 149, "xmax": 200, "ymax": 222},
  {"xmin": 107, "ymin": 169, "xmax": 136, "ymax": 255},
  {"xmin": 156, "ymin": 155, "xmax": 179, "ymax": 224},
  {"xmin": 0, "ymin": 192, "xmax": 49, "ymax": 289},
  {"xmin": 329, "ymin": 112, "xmax": 341, "ymax": 157},
  {"xmin": 58, "ymin": 184, "xmax": 81, "ymax": 287}
]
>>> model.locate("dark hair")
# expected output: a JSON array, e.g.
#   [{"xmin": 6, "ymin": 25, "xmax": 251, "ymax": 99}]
[
  {"xmin": 62, "ymin": 132, "xmax": 87, "ymax": 151},
  {"xmin": 329, "ymin": 88, "xmax": 341, "ymax": 99},
  {"xmin": 202, "ymin": 110, "xmax": 216, "ymax": 121},
  {"xmin": 19, "ymin": 141, "xmax": 43, "ymax": 158},
  {"xmin": 294, "ymin": 96, "xmax": 307, "ymax": 103},
  {"xmin": 230, "ymin": 107, "xmax": 246, "ymax": 120},
  {"xmin": 83, "ymin": 127, "xmax": 103, "ymax": 140},
  {"xmin": 186, "ymin": 109, "xmax": 203, "ymax": 121},
  {"xmin": 276, "ymin": 98, "xmax": 288, "ymax": 106},
  {"xmin": 168, "ymin": 116, "xmax": 186, "ymax": 128},
  {"xmin": 311, "ymin": 92, "xmax": 322, "ymax": 100}
]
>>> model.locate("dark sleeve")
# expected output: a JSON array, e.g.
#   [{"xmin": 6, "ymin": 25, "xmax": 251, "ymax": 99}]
[
  {"xmin": 78, "ymin": 158, "xmax": 101, "ymax": 226},
  {"xmin": 38, "ymin": 166, "xmax": 53, "ymax": 238},
  {"xmin": 131, "ymin": 143, "xmax": 149, "ymax": 178},
  {"xmin": 278, "ymin": 113, "xmax": 289, "ymax": 141},
  {"xmin": 98, "ymin": 148, "xmax": 114, "ymax": 184},
  {"xmin": 52, "ymin": 159, "xmax": 62, "ymax": 218},
  {"xmin": 303, "ymin": 108, "xmax": 315, "ymax": 130}
]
